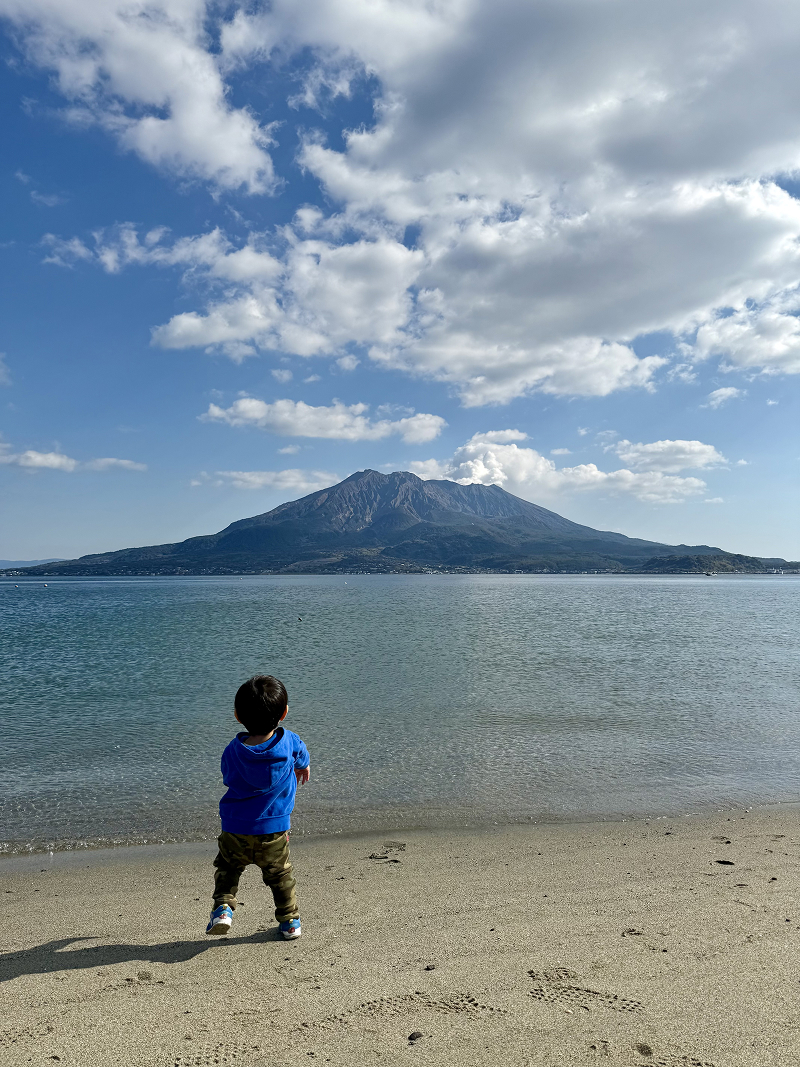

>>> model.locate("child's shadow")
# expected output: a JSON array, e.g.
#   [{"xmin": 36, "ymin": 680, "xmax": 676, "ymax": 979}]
[{"xmin": 0, "ymin": 928, "xmax": 285, "ymax": 984}]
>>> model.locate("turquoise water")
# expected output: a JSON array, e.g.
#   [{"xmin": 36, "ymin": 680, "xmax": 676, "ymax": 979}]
[{"xmin": 1, "ymin": 574, "xmax": 798, "ymax": 853}]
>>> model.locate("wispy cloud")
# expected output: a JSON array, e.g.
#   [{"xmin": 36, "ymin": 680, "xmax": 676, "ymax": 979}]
[
  {"xmin": 83, "ymin": 457, "xmax": 147, "ymax": 471},
  {"xmin": 194, "ymin": 469, "xmax": 337, "ymax": 492},
  {"xmin": 30, "ymin": 191, "xmax": 66, "ymax": 207},
  {"xmin": 0, "ymin": 441, "xmax": 146, "ymax": 473},
  {"xmin": 703, "ymin": 387, "xmax": 746, "ymax": 409},
  {"xmin": 202, "ymin": 397, "xmax": 446, "ymax": 444}
]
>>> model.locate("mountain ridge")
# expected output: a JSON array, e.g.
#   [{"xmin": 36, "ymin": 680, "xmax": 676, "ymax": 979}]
[{"xmin": 1, "ymin": 470, "xmax": 794, "ymax": 575}]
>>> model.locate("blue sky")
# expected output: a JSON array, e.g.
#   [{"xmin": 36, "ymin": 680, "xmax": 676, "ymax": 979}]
[{"xmin": 1, "ymin": 0, "xmax": 798, "ymax": 561}]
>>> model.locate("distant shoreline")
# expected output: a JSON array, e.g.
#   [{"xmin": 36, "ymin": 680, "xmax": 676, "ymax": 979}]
[{"xmin": 3, "ymin": 569, "xmax": 799, "ymax": 578}]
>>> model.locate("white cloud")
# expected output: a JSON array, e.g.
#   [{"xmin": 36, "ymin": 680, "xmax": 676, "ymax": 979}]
[
  {"xmin": 693, "ymin": 297, "xmax": 800, "ymax": 374},
  {"xmin": 0, "ymin": 354, "xmax": 10, "ymax": 386},
  {"xmin": 28, "ymin": 0, "xmax": 800, "ymax": 400},
  {"xmin": 609, "ymin": 438, "xmax": 726, "ymax": 473},
  {"xmin": 336, "ymin": 355, "xmax": 360, "ymax": 371},
  {"xmin": 213, "ymin": 469, "xmax": 337, "ymax": 492},
  {"xmin": 154, "ymin": 234, "xmax": 423, "ymax": 359},
  {"xmin": 376, "ymin": 403, "xmax": 414, "ymax": 417},
  {"xmin": 30, "ymin": 191, "xmax": 66, "ymax": 207},
  {"xmin": 767, "ymin": 398, "xmax": 779, "ymax": 405},
  {"xmin": 550, "ymin": 448, "xmax": 571, "ymax": 455},
  {"xmin": 410, "ymin": 431, "xmax": 710, "ymax": 504},
  {"xmin": 0, "ymin": 448, "xmax": 78, "ymax": 471},
  {"xmin": 704, "ymin": 497, "xmax": 724, "ymax": 504},
  {"xmin": 202, "ymin": 397, "xmax": 446, "ymax": 443},
  {"xmin": 271, "ymin": 368, "xmax": 293, "ymax": 383},
  {"xmin": 704, "ymin": 386, "xmax": 746, "ymax": 408},
  {"xmin": 304, "ymin": 374, "xmax": 321, "ymax": 383},
  {"xmin": 0, "ymin": 0, "xmax": 274, "ymax": 193},
  {"xmin": 83, "ymin": 457, "xmax": 148, "ymax": 471},
  {"xmin": 668, "ymin": 363, "xmax": 697, "ymax": 384},
  {"xmin": 0, "ymin": 442, "xmax": 146, "ymax": 472},
  {"xmin": 278, "ymin": 444, "xmax": 301, "ymax": 454},
  {"xmin": 42, "ymin": 235, "xmax": 94, "ymax": 267}
]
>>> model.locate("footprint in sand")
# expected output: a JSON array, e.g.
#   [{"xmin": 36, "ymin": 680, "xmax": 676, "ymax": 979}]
[
  {"xmin": 165, "ymin": 1039, "xmax": 263, "ymax": 1066},
  {"xmin": 527, "ymin": 968, "xmax": 644, "ymax": 1014},
  {"xmin": 0, "ymin": 1023, "xmax": 55, "ymax": 1049},
  {"xmin": 302, "ymin": 990, "xmax": 506, "ymax": 1031}
]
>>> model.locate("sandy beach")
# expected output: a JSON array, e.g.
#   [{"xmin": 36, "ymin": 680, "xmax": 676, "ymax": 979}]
[{"xmin": 1, "ymin": 805, "xmax": 798, "ymax": 1067}]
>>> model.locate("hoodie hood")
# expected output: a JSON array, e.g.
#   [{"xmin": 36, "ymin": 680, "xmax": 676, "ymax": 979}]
[{"xmin": 226, "ymin": 729, "xmax": 294, "ymax": 792}]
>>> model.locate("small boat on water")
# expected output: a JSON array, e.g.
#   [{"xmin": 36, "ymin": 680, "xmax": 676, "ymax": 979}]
[{"xmin": 704, "ymin": 571, "xmax": 716, "ymax": 576}]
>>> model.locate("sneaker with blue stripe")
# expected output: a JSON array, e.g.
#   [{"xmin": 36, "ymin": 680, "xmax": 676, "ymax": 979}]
[
  {"xmin": 279, "ymin": 918, "xmax": 302, "ymax": 939},
  {"xmin": 206, "ymin": 904, "xmax": 233, "ymax": 935}
]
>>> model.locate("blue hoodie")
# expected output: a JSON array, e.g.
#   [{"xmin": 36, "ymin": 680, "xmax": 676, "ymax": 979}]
[{"xmin": 219, "ymin": 727, "xmax": 310, "ymax": 835}]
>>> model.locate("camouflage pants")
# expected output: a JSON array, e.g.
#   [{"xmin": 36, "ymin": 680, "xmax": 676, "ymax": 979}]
[{"xmin": 213, "ymin": 830, "xmax": 299, "ymax": 922}]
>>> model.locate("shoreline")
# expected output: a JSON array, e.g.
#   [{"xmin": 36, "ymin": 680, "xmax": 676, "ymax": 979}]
[
  {"xmin": 5, "ymin": 795, "xmax": 800, "ymax": 861},
  {"xmin": 2, "ymin": 801, "xmax": 799, "ymax": 1065}
]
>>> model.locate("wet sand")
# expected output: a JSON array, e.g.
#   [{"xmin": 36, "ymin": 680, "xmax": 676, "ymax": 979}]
[{"xmin": 1, "ymin": 805, "xmax": 798, "ymax": 1067}]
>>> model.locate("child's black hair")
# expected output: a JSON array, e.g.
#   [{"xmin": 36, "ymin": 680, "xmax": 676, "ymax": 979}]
[{"xmin": 234, "ymin": 675, "xmax": 288, "ymax": 735}]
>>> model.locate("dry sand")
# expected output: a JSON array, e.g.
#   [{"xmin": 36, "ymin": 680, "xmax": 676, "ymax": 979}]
[{"xmin": 1, "ymin": 806, "xmax": 799, "ymax": 1067}]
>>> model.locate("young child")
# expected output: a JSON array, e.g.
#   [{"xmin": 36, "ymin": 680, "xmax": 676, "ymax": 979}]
[{"xmin": 206, "ymin": 674, "xmax": 310, "ymax": 940}]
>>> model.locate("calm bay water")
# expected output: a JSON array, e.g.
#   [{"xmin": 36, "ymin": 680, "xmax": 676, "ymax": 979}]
[{"xmin": 1, "ymin": 574, "xmax": 798, "ymax": 853}]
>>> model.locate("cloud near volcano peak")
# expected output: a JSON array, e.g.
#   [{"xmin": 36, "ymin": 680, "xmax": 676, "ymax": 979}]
[{"xmin": 410, "ymin": 431, "xmax": 723, "ymax": 504}]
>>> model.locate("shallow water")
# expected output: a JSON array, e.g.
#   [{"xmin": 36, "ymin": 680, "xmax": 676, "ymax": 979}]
[{"xmin": 1, "ymin": 574, "xmax": 798, "ymax": 852}]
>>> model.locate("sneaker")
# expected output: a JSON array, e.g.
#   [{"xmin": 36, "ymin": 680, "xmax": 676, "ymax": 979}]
[
  {"xmin": 279, "ymin": 918, "xmax": 302, "ymax": 940},
  {"xmin": 206, "ymin": 904, "xmax": 233, "ymax": 935}
]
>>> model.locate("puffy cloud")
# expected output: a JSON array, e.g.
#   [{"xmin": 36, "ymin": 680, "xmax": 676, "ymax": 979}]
[
  {"xmin": 0, "ymin": 0, "xmax": 274, "ymax": 192},
  {"xmin": 271, "ymin": 368, "xmax": 293, "ymax": 383},
  {"xmin": 202, "ymin": 397, "xmax": 446, "ymax": 443},
  {"xmin": 0, "ymin": 441, "xmax": 146, "ymax": 472},
  {"xmin": 154, "ymin": 234, "xmax": 423, "ymax": 359},
  {"xmin": 336, "ymin": 355, "xmax": 360, "ymax": 371},
  {"xmin": 704, "ymin": 386, "xmax": 746, "ymax": 408},
  {"xmin": 211, "ymin": 469, "xmax": 337, "ymax": 492},
  {"xmin": 693, "ymin": 297, "xmax": 800, "ymax": 374},
  {"xmin": 268, "ymin": 0, "xmax": 800, "ymax": 397},
  {"xmin": 609, "ymin": 439, "xmax": 727, "ymax": 473},
  {"xmin": 410, "ymin": 431, "xmax": 710, "ymax": 504},
  {"xmin": 42, "ymin": 225, "xmax": 281, "ymax": 280},
  {"xmin": 0, "ymin": 448, "xmax": 78, "ymax": 471},
  {"xmin": 31, "ymin": 0, "xmax": 800, "ymax": 399}
]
